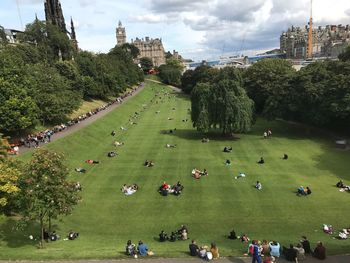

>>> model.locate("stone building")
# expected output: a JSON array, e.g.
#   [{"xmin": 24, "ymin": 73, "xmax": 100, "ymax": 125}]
[
  {"xmin": 116, "ymin": 22, "xmax": 166, "ymax": 67},
  {"xmin": 280, "ymin": 24, "xmax": 350, "ymax": 59},
  {"xmin": 44, "ymin": 0, "xmax": 78, "ymax": 51}
]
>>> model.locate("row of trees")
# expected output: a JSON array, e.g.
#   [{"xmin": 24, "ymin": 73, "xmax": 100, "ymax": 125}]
[
  {"xmin": 0, "ymin": 20, "xmax": 143, "ymax": 135},
  {"xmin": 0, "ymin": 137, "xmax": 79, "ymax": 246},
  {"xmin": 182, "ymin": 49, "xmax": 350, "ymax": 133}
]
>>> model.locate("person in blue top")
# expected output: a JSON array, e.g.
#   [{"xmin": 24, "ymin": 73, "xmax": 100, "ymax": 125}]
[
  {"xmin": 137, "ymin": 240, "xmax": 148, "ymax": 256},
  {"xmin": 252, "ymin": 240, "xmax": 262, "ymax": 263}
]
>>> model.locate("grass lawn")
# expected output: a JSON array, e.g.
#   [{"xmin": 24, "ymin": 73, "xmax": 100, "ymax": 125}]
[{"xmin": 1, "ymin": 80, "xmax": 350, "ymax": 260}]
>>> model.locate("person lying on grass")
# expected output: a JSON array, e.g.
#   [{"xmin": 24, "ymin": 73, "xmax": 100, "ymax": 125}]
[
  {"xmin": 255, "ymin": 181, "xmax": 262, "ymax": 190},
  {"xmin": 75, "ymin": 167, "xmax": 86, "ymax": 173},
  {"xmin": 121, "ymin": 184, "xmax": 139, "ymax": 195},
  {"xmin": 223, "ymin": 146, "xmax": 232, "ymax": 153},
  {"xmin": 297, "ymin": 186, "xmax": 311, "ymax": 196},
  {"xmin": 114, "ymin": 141, "xmax": 124, "ymax": 147},
  {"xmin": 85, "ymin": 159, "xmax": 99, "ymax": 164},
  {"xmin": 144, "ymin": 160, "xmax": 154, "ymax": 167},
  {"xmin": 192, "ymin": 168, "xmax": 208, "ymax": 178},
  {"xmin": 107, "ymin": 151, "xmax": 117, "ymax": 157},
  {"xmin": 166, "ymin": 143, "xmax": 177, "ymax": 148},
  {"xmin": 159, "ymin": 230, "xmax": 168, "ymax": 242},
  {"xmin": 257, "ymin": 157, "xmax": 265, "ymax": 164},
  {"xmin": 235, "ymin": 172, "xmax": 246, "ymax": 179}
]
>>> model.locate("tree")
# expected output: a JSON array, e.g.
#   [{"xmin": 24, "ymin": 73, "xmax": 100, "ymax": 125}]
[
  {"xmin": 139, "ymin": 57, "xmax": 153, "ymax": 73},
  {"xmin": 0, "ymin": 25, "xmax": 8, "ymax": 46},
  {"xmin": 243, "ymin": 59, "xmax": 295, "ymax": 113},
  {"xmin": 120, "ymin": 43, "xmax": 140, "ymax": 59},
  {"xmin": 191, "ymin": 83, "xmax": 211, "ymax": 133},
  {"xmin": 0, "ymin": 159, "xmax": 21, "ymax": 208},
  {"xmin": 0, "ymin": 79, "xmax": 39, "ymax": 133},
  {"xmin": 338, "ymin": 45, "xmax": 350, "ymax": 62},
  {"xmin": 181, "ymin": 65, "xmax": 219, "ymax": 94},
  {"xmin": 19, "ymin": 149, "xmax": 80, "ymax": 247}
]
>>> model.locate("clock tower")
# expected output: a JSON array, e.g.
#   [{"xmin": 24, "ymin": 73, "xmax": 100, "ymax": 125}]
[{"xmin": 116, "ymin": 21, "xmax": 126, "ymax": 46}]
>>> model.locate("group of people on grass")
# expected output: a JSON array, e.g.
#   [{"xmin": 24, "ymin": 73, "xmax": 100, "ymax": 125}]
[
  {"xmin": 336, "ymin": 180, "xmax": 350, "ymax": 192},
  {"xmin": 41, "ymin": 229, "xmax": 79, "ymax": 242},
  {"xmin": 125, "ymin": 240, "xmax": 152, "ymax": 258},
  {"xmin": 189, "ymin": 240, "xmax": 219, "ymax": 260},
  {"xmin": 246, "ymin": 236, "xmax": 326, "ymax": 262},
  {"xmin": 159, "ymin": 225, "xmax": 188, "ymax": 242},
  {"xmin": 121, "ymin": 184, "xmax": 139, "ymax": 196},
  {"xmin": 263, "ymin": 129, "xmax": 272, "ymax": 139},
  {"xmin": 159, "ymin": 181, "xmax": 184, "ymax": 196},
  {"xmin": 192, "ymin": 168, "xmax": 208, "ymax": 179}
]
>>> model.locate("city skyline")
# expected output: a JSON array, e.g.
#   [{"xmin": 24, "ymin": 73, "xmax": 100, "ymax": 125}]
[{"xmin": 1, "ymin": 0, "xmax": 350, "ymax": 60}]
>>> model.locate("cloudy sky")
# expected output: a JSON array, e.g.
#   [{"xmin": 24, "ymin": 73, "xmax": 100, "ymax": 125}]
[{"xmin": 1, "ymin": 0, "xmax": 350, "ymax": 60}]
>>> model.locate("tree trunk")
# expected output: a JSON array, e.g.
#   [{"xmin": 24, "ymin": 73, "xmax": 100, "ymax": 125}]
[
  {"xmin": 40, "ymin": 216, "xmax": 44, "ymax": 248},
  {"xmin": 48, "ymin": 214, "xmax": 52, "ymax": 233}
]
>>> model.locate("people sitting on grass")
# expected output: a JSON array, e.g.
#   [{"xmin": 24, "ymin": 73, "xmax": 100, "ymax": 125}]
[
  {"xmin": 269, "ymin": 240, "xmax": 281, "ymax": 258},
  {"xmin": 189, "ymin": 239, "xmax": 199, "ymax": 256},
  {"xmin": 166, "ymin": 143, "xmax": 177, "ymax": 148},
  {"xmin": 121, "ymin": 184, "xmax": 139, "ymax": 196},
  {"xmin": 235, "ymin": 172, "xmax": 246, "ymax": 179},
  {"xmin": 137, "ymin": 240, "xmax": 149, "ymax": 256},
  {"xmin": 191, "ymin": 168, "xmax": 208, "ymax": 179},
  {"xmin": 111, "ymin": 130, "xmax": 116, "ymax": 136},
  {"xmin": 50, "ymin": 231, "xmax": 60, "ymax": 241},
  {"xmin": 126, "ymin": 240, "xmax": 137, "ymax": 257},
  {"xmin": 114, "ymin": 141, "xmax": 124, "ymax": 147},
  {"xmin": 198, "ymin": 245, "xmax": 209, "ymax": 259},
  {"xmin": 283, "ymin": 153, "xmax": 288, "ymax": 160},
  {"xmin": 68, "ymin": 230, "xmax": 79, "ymax": 240},
  {"xmin": 255, "ymin": 181, "xmax": 262, "ymax": 190},
  {"xmin": 75, "ymin": 167, "xmax": 86, "ymax": 173},
  {"xmin": 75, "ymin": 182, "xmax": 82, "ymax": 191},
  {"xmin": 300, "ymin": 236, "xmax": 311, "ymax": 254},
  {"xmin": 181, "ymin": 229, "xmax": 188, "ymax": 240},
  {"xmin": 338, "ymin": 228, "xmax": 349, "ymax": 239},
  {"xmin": 202, "ymin": 138, "xmax": 210, "ymax": 143},
  {"xmin": 261, "ymin": 240, "xmax": 270, "ymax": 256},
  {"xmin": 223, "ymin": 146, "xmax": 232, "ymax": 153},
  {"xmin": 159, "ymin": 230, "xmax": 168, "ymax": 242},
  {"xmin": 257, "ymin": 157, "xmax": 265, "ymax": 164},
  {"xmin": 336, "ymin": 180, "xmax": 350, "ymax": 191},
  {"xmin": 120, "ymin": 126, "xmax": 127, "ymax": 131},
  {"xmin": 144, "ymin": 160, "xmax": 154, "ymax": 167},
  {"xmin": 283, "ymin": 244, "xmax": 297, "ymax": 262},
  {"xmin": 313, "ymin": 241, "xmax": 326, "ymax": 260},
  {"xmin": 241, "ymin": 234, "xmax": 250, "ymax": 242},
  {"xmin": 169, "ymin": 232, "xmax": 177, "ymax": 242},
  {"xmin": 85, "ymin": 159, "xmax": 99, "ymax": 164},
  {"xmin": 225, "ymin": 159, "xmax": 231, "ymax": 165},
  {"xmin": 228, "ymin": 229, "xmax": 237, "ymax": 240},
  {"xmin": 323, "ymin": 224, "xmax": 333, "ymax": 234},
  {"xmin": 297, "ymin": 186, "xmax": 312, "ymax": 196},
  {"xmin": 210, "ymin": 243, "xmax": 219, "ymax": 259},
  {"xmin": 294, "ymin": 243, "xmax": 306, "ymax": 261},
  {"xmin": 107, "ymin": 151, "xmax": 117, "ymax": 157}
]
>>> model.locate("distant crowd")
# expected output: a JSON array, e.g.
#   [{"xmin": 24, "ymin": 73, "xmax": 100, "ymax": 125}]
[{"xmin": 10, "ymin": 84, "xmax": 143, "ymax": 153}]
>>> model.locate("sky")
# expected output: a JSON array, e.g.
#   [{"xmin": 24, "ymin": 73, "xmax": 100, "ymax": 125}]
[{"xmin": 1, "ymin": 0, "xmax": 350, "ymax": 61}]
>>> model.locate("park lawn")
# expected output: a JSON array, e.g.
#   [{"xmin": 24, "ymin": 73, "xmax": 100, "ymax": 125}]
[{"xmin": 1, "ymin": 80, "xmax": 350, "ymax": 259}]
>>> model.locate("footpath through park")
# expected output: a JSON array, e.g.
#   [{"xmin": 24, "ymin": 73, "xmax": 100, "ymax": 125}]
[{"xmin": 18, "ymin": 83, "xmax": 145, "ymax": 155}]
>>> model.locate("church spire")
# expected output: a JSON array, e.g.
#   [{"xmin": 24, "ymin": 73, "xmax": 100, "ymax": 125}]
[
  {"xmin": 44, "ymin": 0, "xmax": 67, "ymax": 33},
  {"xmin": 70, "ymin": 17, "xmax": 78, "ymax": 51}
]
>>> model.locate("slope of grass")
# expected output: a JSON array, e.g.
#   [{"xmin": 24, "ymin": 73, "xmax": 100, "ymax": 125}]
[{"xmin": 1, "ymin": 80, "xmax": 350, "ymax": 259}]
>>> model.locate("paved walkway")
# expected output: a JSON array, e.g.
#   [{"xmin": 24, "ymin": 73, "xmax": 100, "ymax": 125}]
[
  {"xmin": 18, "ymin": 84, "xmax": 145, "ymax": 155},
  {"xmin": 1, "ymin": 254, "xmax": 349, "ymax": 263}
]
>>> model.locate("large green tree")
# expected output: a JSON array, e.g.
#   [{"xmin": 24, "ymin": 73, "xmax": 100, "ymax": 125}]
[
  {"xmin": 139, "ymin": 57, "xmax": 153, "ymax": 73},
  {"xmin": 243, "ymin": 58, "xmax": 295, "ymax": 113},
  {"xmin": 19, "ymin": 149, "xmax": 80, "ymax": 247}
]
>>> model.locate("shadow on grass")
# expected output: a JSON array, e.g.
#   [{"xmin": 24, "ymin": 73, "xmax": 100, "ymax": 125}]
[{"xmin": 0, "ymin": 217, "xmax": 39, "ymax": 248}]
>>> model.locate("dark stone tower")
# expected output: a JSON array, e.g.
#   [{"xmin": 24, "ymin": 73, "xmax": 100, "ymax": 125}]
[
  {"xmin": 44, "ymin": 0, "xmax": 67, "ymax": 33},
  {"xmin": 70, "ymin": 17, "xmax": 78, "ymax": 51}
]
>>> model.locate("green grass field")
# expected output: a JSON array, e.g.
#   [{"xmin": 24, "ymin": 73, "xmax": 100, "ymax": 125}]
[{"xmin": 1, "ymin": 80, "xmax": 350, "ymax": 260}]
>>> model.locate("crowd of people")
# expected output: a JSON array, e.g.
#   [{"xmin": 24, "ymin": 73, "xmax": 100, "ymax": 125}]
[{"xmin": 12, "ymin": 85, "xmax": 142, "ymax": 152}]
